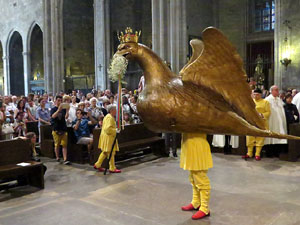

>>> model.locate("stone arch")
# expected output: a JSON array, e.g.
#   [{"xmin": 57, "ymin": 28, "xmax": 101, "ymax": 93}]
[
  {"xmin": 28, "ymin": 23, "xmax": 44, "ymax": 94},
  {"xmin": 8, "ymin": 31, "xmax": 24, "ymax": 95}
]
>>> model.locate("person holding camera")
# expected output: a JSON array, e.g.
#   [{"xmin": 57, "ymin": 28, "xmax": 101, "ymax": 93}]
[
  {"xmin": 72, "ymin": 108, "xmax": 96, "ymax": 153},
  {"xmin": 50, "ymin": 95, "xmax": 70, "ymax": 165}
]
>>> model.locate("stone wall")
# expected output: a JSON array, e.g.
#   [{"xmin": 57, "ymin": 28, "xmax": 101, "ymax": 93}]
[
  {"xmin": 215, "ymin": 0, "xmax": 247, "ymax": 61},
  {"xmin": 186, "ymin": 0, "xmax": 215, "ymax": 59},
  {"xmin": 186, "ymin": 0, "xmax": 214, "ymax": 38},
  {"xmin": 110, "ymin": 0, "xmax": 152, "ymax": 92},
  {"xmin": 63, "ymin": 0, "xmax": 94, "ymax": 92}
]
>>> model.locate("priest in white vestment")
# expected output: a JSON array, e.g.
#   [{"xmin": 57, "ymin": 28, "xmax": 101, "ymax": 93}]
[{"xmin": 264, "ymin": 85, "xmax": 287, "ymax": 145}]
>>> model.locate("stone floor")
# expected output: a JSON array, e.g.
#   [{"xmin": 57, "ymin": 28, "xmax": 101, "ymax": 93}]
[{"xmin": 1, "ymin": 152, "xmax": 300, "ymax": 225}]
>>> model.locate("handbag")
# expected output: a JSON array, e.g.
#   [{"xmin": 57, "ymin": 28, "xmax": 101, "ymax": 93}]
[{"xmin": 1, "ymin": 124, "xmax": 14, "ymax": 134}]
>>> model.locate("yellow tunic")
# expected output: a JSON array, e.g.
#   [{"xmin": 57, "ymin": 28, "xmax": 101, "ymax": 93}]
[
  {"xmin": 180, "ymin": 133, "xmax": 213, "ymax": 171},
  {"xmin": 247, "ymin": 98, "xmax": 271, "ymax": 147},
  {"xmin": 98, "ymin": 114, "xmax": 119, "ymax": 152},
  {"xmin": 254, "ymin": 98, "xmax": 271, "ymax": 129}
]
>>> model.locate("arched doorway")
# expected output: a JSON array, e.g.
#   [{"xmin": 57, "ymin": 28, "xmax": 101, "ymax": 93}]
[
  {"xmin": 9, "ymin": 31, "xmax": 24, "ymax": 95},
  {"xmin": 63, "ymin": 0, "xmax": 94, "ymax": 93},
  {"xmin": 29, "ymin": 24, "xmax": 44, "ymax": 94},
  {"xmin": 0, "ymin": 41, "xmax": 3, "ymax": 95}
]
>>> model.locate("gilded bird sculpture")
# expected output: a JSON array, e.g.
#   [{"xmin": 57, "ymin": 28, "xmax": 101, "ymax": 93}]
[{"xmin": 115, "ymin": 27, "xmax": 300, "ymax": 140}]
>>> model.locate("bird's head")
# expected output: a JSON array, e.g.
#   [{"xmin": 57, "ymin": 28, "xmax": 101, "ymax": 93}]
[{"xmin": 116, "ymin": 42, "xmax": 139, "ymax": 60}]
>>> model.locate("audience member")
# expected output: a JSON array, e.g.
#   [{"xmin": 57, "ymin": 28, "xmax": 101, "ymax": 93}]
[
  {"xmin": 50, "ymin": 95, "xmax": 70, "ymax": 165},
  {"xmin": 72, "ymin": 109, "xmax": 96, "ymax": 153},
  {"xmin": 284, "ymin": 94, "xmax": 299, "ymax": 133}
]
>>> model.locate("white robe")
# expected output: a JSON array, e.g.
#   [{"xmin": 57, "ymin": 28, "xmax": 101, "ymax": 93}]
[
  {"xmin": 292, "ymin": 92, "xmax": 300, "ymax": 113},
  {"xmin": 264, "ymin": 95, "xmax": 287, "ymax": 144},
  {"xmin": 212, "ymin": 135, "xmax": 239, "ymax": 148}
]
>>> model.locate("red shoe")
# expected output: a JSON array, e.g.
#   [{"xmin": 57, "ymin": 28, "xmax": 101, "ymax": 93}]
[
  {"xmin": 242, "ymin": 154, "xmax": 250, "ymax": 159},
  {"xmin": 109, "ymin": 169, "xmax": 121, "ymax": 173},
  {"xmin": 255, "ymin": 156, "xmax": 261, "ymax": 161},
  {"xmin": 93, "ymin": 165, "xmax": 105, "ymax": 172},
  {"xmin": 181, "ymin": 203, "xmax": 199, "ymax": 211},
  {"xmin": 192, "ymin": 210, "xmax": 210, "ymax": 220}
]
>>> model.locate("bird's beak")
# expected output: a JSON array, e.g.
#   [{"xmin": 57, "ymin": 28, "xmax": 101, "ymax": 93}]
[{"xmin": 116, "ymin": 44, "xmax": 131, "ymax": 59}]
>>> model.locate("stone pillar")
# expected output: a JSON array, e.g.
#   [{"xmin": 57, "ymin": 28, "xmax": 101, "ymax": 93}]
[
  {"xmin": 51, "ymin": 0, "xmax": 64, "ymax": 94},
  {"xmin": 22, "ymin": 51, "xmax": 30, "ymax": 95},
  {"xmin": 152, "ymin": 0, "xmax": 160, "ymax": 54},
  {"xmin": 43, "ymin": 0, "xmax": 53, "ymax": 93},
  {"xmin": 152, "ymin": 0, "xmax": 169, "ymax": 60},
  {"xmin": 94, "ymin": 0, "xmax": 111, "ymax": 91},
  {"xmin": 274, "ymin": 0, "xmax": 282, "ymax": 88},
  {"xmin": 2, "ymin": 55, "xmax": 10, "ymax": 95},
  {"xmin": 179, "ymin": 0, "xmax": 187, "ymax": 70},
  {"xmin": 169, "ymin": 0, "xmax": 187, "ymax": 73}
]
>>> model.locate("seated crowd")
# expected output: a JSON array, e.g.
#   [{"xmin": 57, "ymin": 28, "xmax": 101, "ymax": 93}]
[{"xmin": 0, "ymin": 88, "xmax": 142, "ymax": 165}]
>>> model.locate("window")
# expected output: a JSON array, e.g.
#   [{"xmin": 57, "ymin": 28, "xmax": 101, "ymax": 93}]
[{"xmin": 254, "ymin": 0, "xmax": 275, "ymax": 32}]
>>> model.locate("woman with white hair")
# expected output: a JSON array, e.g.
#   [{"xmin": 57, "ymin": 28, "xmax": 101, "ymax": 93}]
[
  {"xmin": 89, "ymin": 97, "xmax": 103, "ymax": 122},
  {"xmin": 94, "ymin": 104, "xmax": 121, "ymax": 173}
]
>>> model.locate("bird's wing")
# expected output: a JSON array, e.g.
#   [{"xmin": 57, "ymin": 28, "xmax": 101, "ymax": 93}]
[{"xmin": 180, "ymin": 27, "xmax": 265, "ymax": 129}]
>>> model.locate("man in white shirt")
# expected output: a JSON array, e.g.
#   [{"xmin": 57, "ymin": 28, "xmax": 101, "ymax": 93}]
[{"xmin": 265, "ymin": 85, "xmax": 287, "ymax": 156}]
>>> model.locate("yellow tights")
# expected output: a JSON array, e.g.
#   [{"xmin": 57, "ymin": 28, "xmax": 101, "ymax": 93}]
[
  {"xmin": 94, "ymin": 151, "xmax": 116, "ymax": 171},
  {"xmin": 189, "ymin": 170, "xmax": 211, "ymax": 215}
]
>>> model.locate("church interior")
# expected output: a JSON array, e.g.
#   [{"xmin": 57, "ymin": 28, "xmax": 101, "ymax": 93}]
[{"xmin": 1, "ymin": 0, "xmax": 300, "ymax": 224}]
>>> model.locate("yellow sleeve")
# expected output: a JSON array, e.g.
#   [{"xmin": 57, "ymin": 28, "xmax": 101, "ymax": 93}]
[
  {"xmin": 104, "ymin": 116, "xmax": 116, "ymax": 136},
  {"xmin": 262, "ymin": 101, "xmax": 271, "ymax": 120}
]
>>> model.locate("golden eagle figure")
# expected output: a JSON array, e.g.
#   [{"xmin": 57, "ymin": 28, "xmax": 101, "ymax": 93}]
[{"xmin": 116, "ymin": 27, "xmax": 300, "ymax": 140}]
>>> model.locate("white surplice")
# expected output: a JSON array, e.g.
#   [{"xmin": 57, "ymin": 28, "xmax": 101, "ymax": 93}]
[
  {"xmin": 264, "ymin": 95, "xmax": 287, "ymax": 144},
  {"xmin": 212, "ymin": 135, "xmax": 239, "ymax": 148},
  {"xmin": 292, "ymin": 92, "xmax": 300, "ymax": 113}
]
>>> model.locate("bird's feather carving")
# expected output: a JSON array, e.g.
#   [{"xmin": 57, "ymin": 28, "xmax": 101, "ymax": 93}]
[{"xmin": 180, "ymin": 27, "xmax": 266, "ymax": 130}]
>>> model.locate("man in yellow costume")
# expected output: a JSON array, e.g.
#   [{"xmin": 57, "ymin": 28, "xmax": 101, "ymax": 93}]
[
  {"xmin": 181, "ymin": 133, "xmax": 213, "ymax": 220},
  {"xmin": 242, "ymin": 88, "xmax": 271, "ymax": 161},
  {"xmin": 93, "ymin": 104, "xmax": 121, "ymax": 173}
]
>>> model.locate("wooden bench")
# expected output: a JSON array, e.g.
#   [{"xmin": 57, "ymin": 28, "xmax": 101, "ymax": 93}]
[
  {"xmin": 280, "ymin": 123, "xmax": 300, "ymax": 162},
  {"xmin": 26, "ymin": 121, "xmax": 39, "ymax": 141},
  {"xmin": 90, "ymin": 123, "xmax": 166, "ymax": 165},
  {"xmin": 40, "ymin": 125, "xmax": 55, "ymax": 158},
  {"xmin": 67, "ymin": 127, "xmax": 89, "ymax": 164},
  {"xmin": 40, "ymin": 125, "xmax": 88, "ymax": 163},
  {"xmin": 0, "ymin": 139, "xmax": 44, "ymax": 189}
]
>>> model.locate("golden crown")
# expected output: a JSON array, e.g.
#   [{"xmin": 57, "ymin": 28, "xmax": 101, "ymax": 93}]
[{"xmin": 117, "ymin": 27, "xmax": 141, "ymax": 43}]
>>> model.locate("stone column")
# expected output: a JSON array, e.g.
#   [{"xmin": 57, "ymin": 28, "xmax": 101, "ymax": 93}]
[
  {"xmin": 179, "ymin": 0, "xmax": 187, "ymax": 70},
  {"xmin": 22, "ymin": 51, "xmax": 30, "ymax": 95},
  {"xmin": 152, "ymin": 0, "xmax": 160, "ymax": 54},
  {"xmin": 51, "ymin": 0, "xmax": 64, "ymax": 94},
  {"xmin": 274, "ymin": 0, "xmax": 282, "ymax": 88},
  {"xmin": 2, "ymin": 55, "xmax": 10, "ymax": 95},
  {"xmin": 169, "ymin": 0, "xmax": 187, "ymax": 73},
  {"xmin": 94, "ymin": 0, "xmax": 111, "ymax": 91},
  {"xmin": 43, "ymin": 0, "xmax": 53, "ymax": 93},
  {"xmin": 152, "ymin": 0, "xmax": 169, "ymax": 60}
]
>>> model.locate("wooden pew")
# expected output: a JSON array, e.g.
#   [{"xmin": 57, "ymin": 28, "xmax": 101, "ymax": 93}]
[
  {"xmin": 0, "ymin": 139, "xmax": 45, "ymax": 189},
  {"xmin": 40, "ymin": 125, "xmax": 55, "ymax": 158},
  {"xmin": 67, "ymin": 127, "xmax": 89, "ymax": 164},
  {"xmin": 26, "ymin": 121, "xmax": 39, "ymax": 141},
  {"xmin": 90, "ymin": 123, "xmax": 166, "ymax": 165},
  {"xmin": 280, "ymin": 123, "xmax": 300, "ymax": 162}
]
